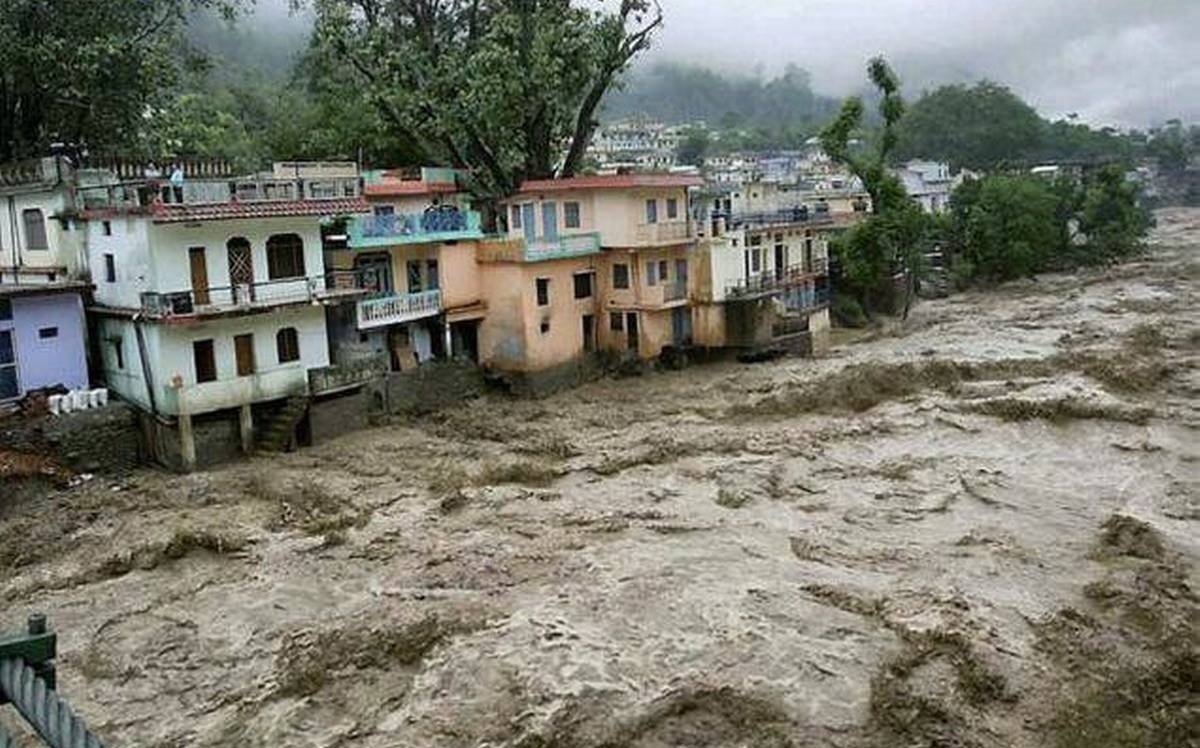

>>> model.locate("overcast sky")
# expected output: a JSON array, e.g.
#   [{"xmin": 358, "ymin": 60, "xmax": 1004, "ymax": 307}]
[{"xmin": 640, "ymin": 0, "xmax": 1200, "ymax": 129}]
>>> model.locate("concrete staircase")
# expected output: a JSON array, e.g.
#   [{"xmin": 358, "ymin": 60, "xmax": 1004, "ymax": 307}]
[{"xmin": 257, "ymin": 396, "xmax": 309, "ymax": 453}]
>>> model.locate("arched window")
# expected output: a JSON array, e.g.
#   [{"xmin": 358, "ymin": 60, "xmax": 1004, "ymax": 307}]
[
  {"xmin": 276, "ymin": 327, "xmax": 300, "ymax": 363},
  {"xmin": 266, "ymin": 234, "xmax": 305, "ymax": 280},
  {"xmin": 22, "ymin": 209, "xmax": 47, "ymax": 250}
]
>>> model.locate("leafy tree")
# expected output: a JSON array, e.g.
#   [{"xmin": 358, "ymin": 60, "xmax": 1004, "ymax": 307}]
[
  {"xmin": 1147, "ymin": 125, "xmax": 1191, "ymax": 173},
  {"xmin": 0, "ymin": 0, "xmax": 244, "ymax": 162},
  {"xmin": 675, "ymin": 127, "xmax": 710, "ymax": 167},
  {"xmin": 896, "ymin": 82, "xmax": 1044, "ymax": 170},
  {"xmin": 308, "ymin": 0, "xmax": 663, "ymax": 198},
  {"xmin": 822, "ymin": 57, "xmax": 932, "ymax": 318},
  {"xmin": 1079, "ymin": 165, "xmax": 1150, "ymax": 262},
  {"xmin": 945, "ymin": 176, "xmax": 1062, "ymax": 283}
]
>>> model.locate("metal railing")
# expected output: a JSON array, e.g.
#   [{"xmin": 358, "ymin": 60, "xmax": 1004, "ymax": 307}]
[
  {"xmin": 725, "ymin": 259, "xmax": 829, "ymax": 299},
  {"xmin": 139, "ymin": 271, "xmax": 364, "ymax": 317},
  {"xmin": 717, "ymin": 206, "xmax": 831, "ymax": 229},
  {"xmin": 357, "ymin": 289, "xmax": 443, "ymax": 329},
  {"xmin": 1, "ymin": 615, "xmax": 106, "ymax": 748},
  {"xmin": 347, "ymin": 208, "xmax": 483, "ymax": 248}
]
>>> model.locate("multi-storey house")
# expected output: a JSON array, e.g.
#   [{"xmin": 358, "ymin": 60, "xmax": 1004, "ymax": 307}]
[
  {"xmin": 81, "ymin": 162, "xmax": 368, "ymax": 468},
  {"xmin": 327, "ymin": 168, "xmax": 486, "ymax": 372},
  {"xmin": 0, "ymin": 157, "xmax": 90, "ymax": 403},
  {"xmin": 495, "ymin": 174, "xmax": 704, "ymax": 370}
]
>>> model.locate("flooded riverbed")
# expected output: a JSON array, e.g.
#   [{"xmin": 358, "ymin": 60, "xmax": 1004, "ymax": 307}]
[{"xmin": 2, "ymin": 210, "xmax": 1197, "ymax": 747}]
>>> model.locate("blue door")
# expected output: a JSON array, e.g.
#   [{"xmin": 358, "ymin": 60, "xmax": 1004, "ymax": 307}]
[
  {"xmin": 0, "ymin": 330, "xmax": 19, "ymax": 400},
  {"xmin": 542, "ymin": 202, "xmax": 559, "ymax": 242},
  {"xmin": 522, "ymin": 204, "xmax": 536, "ymax": 242}
]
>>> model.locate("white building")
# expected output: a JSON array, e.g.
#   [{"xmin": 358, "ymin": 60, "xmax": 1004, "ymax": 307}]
[
  {"xmin": 896, "ymin": 160, "xmax": 953, "ymax": 213},
  {"xmin": 81, "ymin": 165, "xmax": 368, "ymax": 468}
]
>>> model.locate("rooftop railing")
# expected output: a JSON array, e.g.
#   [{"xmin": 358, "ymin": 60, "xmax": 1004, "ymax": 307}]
[
  {"xmin": 73, "ymin": 176, "xmax": 362, "ymax": 212},
  {"xmin": 347, "ymin": 208, "xmax": 483, "ymax": 248}
]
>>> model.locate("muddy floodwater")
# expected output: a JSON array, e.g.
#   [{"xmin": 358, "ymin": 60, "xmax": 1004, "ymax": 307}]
[{"xmin": 2, "ymin": 210, "xmax": 1197, "ymax": 747}]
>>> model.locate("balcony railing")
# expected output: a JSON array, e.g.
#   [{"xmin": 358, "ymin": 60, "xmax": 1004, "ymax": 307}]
[
  {"xmin": 309, "ymin": 353, "xmax": 390, "ymax": 395},
  {"xmin": 633, "ymin": 221, "xmax": 693, "ymax": 244},
  {"xmin": 525, "ymin": 232, "xmax": 603, "ymax": 262},
  {"xmin": 662, "ymin": 279, "xmax": 689, "ymax": 303},
  {"xmin": 779, "ymin": 285, "xmax": 831, "ymax": 314},
  {"xmin": 725, "ymin": 260, "xmax": 829, "ymax": 299},
  {"xmin": 718, "ymin": 206, "xmax": 830, "ymax": 230},
  {"xmin": 347, "ymin": 208, "xmax": 483, "ymax": 248},
  {"xmin": 139, "ymin": 272, "xmax": 365, "ymax": 318},
  {"xmin": 356, "ymin": 289, "xmax": 442, "ymax": 330}
]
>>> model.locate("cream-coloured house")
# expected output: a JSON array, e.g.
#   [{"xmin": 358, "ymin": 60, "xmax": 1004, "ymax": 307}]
[
  {"xmin": 82, "ymin": 164, "xmax": 368, "ymax": 468},
  {"xmin": 496, "ymin": 174, "xmax": 704, "ymax": 365}
]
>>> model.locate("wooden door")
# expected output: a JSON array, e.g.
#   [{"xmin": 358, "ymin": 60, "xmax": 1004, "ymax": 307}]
[
  {"xmin": 234, "ymin": 334, "xmax": 255, "ymax": 376},
  {"xmin": 189, "ymin": 247, "xmax": 210, "ymax": 306}
]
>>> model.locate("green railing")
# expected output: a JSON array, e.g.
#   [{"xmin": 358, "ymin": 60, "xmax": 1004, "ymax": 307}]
[
  {"xmin": 348, "ymin": 209, "xmax": 483, "ymax": 248},
  {"xmin": 524, "ymin": 232, "xmax": 602, "ymax": 262}
]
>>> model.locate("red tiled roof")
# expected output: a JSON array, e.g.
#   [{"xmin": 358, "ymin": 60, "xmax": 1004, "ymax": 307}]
[
  {"xmin": 514, "ymin": 173, "xmax": 704, "ymax": 196},
  {"xmin": 364, "ymin": 181, "xmax": 459, "ymax": 198},
  {"xmin": 152, "ymin": 198, "xmax": 370, "ymax": 224}
]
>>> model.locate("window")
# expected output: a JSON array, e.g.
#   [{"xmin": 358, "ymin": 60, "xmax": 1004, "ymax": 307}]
[
  {"xmin": 110, "ymin": 338, "xmax": 124, "ymax": 370},
  {"xmin": 276, "ymin": 327, "xmax": 300, "ymax": 363},
  {"xmin": 536, "ymin": 278, "xmax": 550, "ymax": 307},
  {"xmin": 510, "ymin": 205, "xmax": 522, "ymax": 229},
  {"xmin": 102, "ymin": 221, "xmax": 112, "ymax": 237},
  {"xmin": 38, "ymin": 327, "xmax": 58, "ymax": 339},
  {"xmin": 234, "ymin": 334, "xmax": 256, "ymax": 376},
  {"xmin": 645, "ymin": 199, "xmax": 658, "ymax": 224},
  {"xmin": 22, "ymin": 209, "xmax": 47, "ymax": 250},
  {"xmin": 373, "ymin": 205, "xmax": 395, "ymax": 216},
  {"xmin": 407, "ymin": 260, "xmax": 423, "ymax": 293},
  {"xmin": 564, "ymin": 201, "xmax": 581, "ymax": 229},
  {"xmin": 426, "ymin": 259, "xmax": 439, "ymax": 291},
  {"xmin": 104, "ymin": 254, "xmax": 116, "ymax": 283},
  {"xmin": 0, "ymin": 299, "xmax": 11, "ymax": 321},
  {"xmin": 750, "ymin": 249, "xmax": 761, "ymax": 273},
  {"xmin": 266, "ymin": 234, "xmax": 305, "ymax": 280},
  {"xmin": 612, "ymin": 263, "xmax": 630, "ymax": 289},
  {"xmin": 540, "ymin": 320, "xmax": 551, "ymax": 335},
  {"xmin": 193, "ymin": 340, "xmax": 217, "ymax": 383},
  {"xmin": 573, "ymin": 272, "xmax": 593, "ymax": 299},
  {"xmin": 646, "ymin": 261, "xmax": 658, "ymax": 286},
  {"xmin": 658, "ymin": 260, "xmax": 669, "ymax": 282},
  {"xmin": 609, "ymin": 312, "xmax": 624, "ymax": 332},
  {"xmin": 667, "ymin": 198, "xmax": 678, "ymax": 219}
]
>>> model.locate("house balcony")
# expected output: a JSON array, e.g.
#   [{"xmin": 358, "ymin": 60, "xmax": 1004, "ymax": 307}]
[
  {"xmin": 308, "ymin": 353, "xmax": 389, "ymax": 395},
  {"xmin": 347, "ymin": 209, "xmax": 483, "ymax": 249},
  {"xmin": 161, "ymin": 365, "xmax": 308, "ymax": 416},
  {"xmin": 139, "ymin": 273, "xmax": 366, "ymax": 321},
  {"xmin": 632, "ymin": 221, "xmax": 694, "ymax": 245},
  {"xmin": 477, "ymin": 232, "xmax": 602, "ymax": 263},
  {"xmin": 75, "ymin": 176, "xmax": 362, "ymax": 213},
  {"xmin": 356, "ymin": 289, "xmax": 443, "ymax": 330},
  {"xmin": 725, "ymin": 260, "xmax": 829, "ymax": 300}
]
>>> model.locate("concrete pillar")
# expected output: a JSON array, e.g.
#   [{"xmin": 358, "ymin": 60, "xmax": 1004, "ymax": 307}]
[
  {"xmin": 444, "ymin": 320, "xmax": 454, "ymax": 360},
  {"xmin": 179, "ymin": 412, "xmax": 196, "ymax": 472},
  {"xmin": 239, "ymin": 403, "xmax": 254, "ymax": 453}
]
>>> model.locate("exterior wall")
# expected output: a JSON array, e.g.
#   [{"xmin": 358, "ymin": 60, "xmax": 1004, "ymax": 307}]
[
  {"xmin": 0, "ymin": 186, "xmax": 86, "ymax": 278},
  {"xmin": 499, "ymin": 187, "xmax": 691, "ymax": 248},
  {"xmin": 7, "ymin": 292, "xmax": 89, "ymax": 395},
  {"xmin": 478, "ymin": 257, "xmax": 599, "ymax": 373},
  {"xmin": 88, "ymin": 216, "xmax": 327, "ymax": 309},
  {"xmin": 97, "ymin": 305, "xmax": 328, "ymax": 416},
  {"xmin": 440, "ymin": 242, "xmax": 482, "ymax": 311}
]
